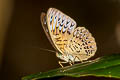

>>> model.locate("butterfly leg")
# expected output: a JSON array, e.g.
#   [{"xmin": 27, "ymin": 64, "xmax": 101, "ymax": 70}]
[
  {"xmin": 72, "ymin": 56, "xmax": 77, "ymax": 64},
  {"xmin": 69, "ymin": 61, "xmax": 73, "ymax": 66},
  {"xmin": 58, "ymin": 61, "xmax": 68, "ymax": 68},
  {"xmin": 67, "ymin": 59, "xmax": 74, "ymax": 66},
  {"xmin": 73, "ymin": 56, "xmax": 83, "ymax": 64}
]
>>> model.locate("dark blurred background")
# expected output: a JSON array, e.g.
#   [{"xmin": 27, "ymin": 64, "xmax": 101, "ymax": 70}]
[{"xmin": 0, "ymin": 0, "xmax": 120, "ymax": 80}]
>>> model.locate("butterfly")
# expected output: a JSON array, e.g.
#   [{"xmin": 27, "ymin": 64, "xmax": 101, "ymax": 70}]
[{"xmin": 40, "ymin": 8, "xmax": 97, "ymax": 67}]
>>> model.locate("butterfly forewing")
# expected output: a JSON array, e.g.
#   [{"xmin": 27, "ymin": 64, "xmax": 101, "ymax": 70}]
[{"xmin": 46, "ymin": 8, "xmax": 77, "ymax": 53}]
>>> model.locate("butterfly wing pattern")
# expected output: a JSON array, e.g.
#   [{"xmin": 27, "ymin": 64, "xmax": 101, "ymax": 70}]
[
  {"xmin": 41, "ymin": 8, "xmax": 97, "ymax": 66},
  {"xmin": 46, "ymin": 8, "xmax": 77, "ymax": 54},
  {"xmin": 66, "ymin": 27, "xmax": 97, "ymax": 61}
]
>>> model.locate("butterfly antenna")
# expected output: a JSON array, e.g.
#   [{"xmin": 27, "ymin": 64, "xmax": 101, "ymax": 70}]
[{"xmin": 39, "ymin": 48, "xmax": 56, "ymax": 53}]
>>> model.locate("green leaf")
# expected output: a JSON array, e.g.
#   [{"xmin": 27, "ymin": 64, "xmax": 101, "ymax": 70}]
[{"xmin": 22, "ymin": 54, "xmax": 120, "ymax": 80}]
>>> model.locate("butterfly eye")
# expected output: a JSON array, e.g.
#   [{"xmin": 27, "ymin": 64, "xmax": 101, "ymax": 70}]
[{"xmin": 57, "ymin": 52, "xmax": 63, "ymax": 58}]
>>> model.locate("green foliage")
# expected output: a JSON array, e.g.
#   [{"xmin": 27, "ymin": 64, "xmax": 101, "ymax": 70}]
[{"xmin": 22, "ymin": 54, "xmax": 120, "ymax": 80}]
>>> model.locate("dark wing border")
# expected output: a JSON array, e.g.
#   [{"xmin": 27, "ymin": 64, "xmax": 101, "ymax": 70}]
[{"xmin": 40, "ymin": 12, "xmax": 58, "ymax": 51}]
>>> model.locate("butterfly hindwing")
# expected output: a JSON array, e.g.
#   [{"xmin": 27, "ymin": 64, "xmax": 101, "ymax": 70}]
[{"xmin": 66, "ymin": 27, "xmax": 97, "ymax": 61}]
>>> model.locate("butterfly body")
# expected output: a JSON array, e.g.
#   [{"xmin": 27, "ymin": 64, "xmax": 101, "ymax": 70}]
[{"xmin": 41, "ymin": 8, "xmax": 97, "ymax": 67}]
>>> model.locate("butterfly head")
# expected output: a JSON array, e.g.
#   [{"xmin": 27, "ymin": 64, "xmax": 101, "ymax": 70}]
[{"xmin": 56, "ymin": 52, "xmax": 69, "ymax": 62}]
